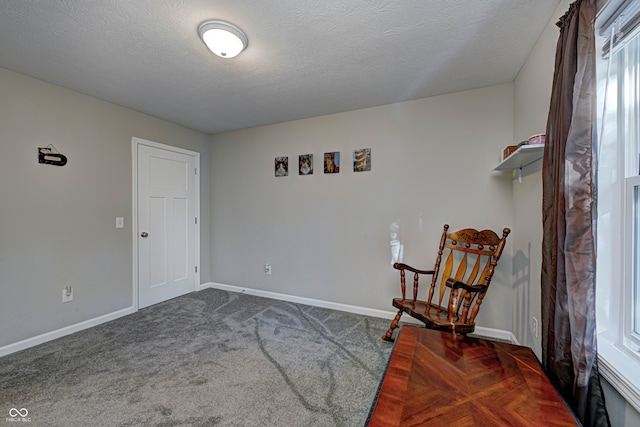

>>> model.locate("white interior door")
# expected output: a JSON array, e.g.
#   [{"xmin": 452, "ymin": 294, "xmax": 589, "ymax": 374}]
[{"xmin": 136, "ymin": 140, "xmax": 198, "ymax": 308}]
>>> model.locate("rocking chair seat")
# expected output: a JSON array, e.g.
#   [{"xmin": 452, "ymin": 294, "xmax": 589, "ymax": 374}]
[{"xmin": 391, "ymin": 298, "xmax": 475, "ymax": 334}]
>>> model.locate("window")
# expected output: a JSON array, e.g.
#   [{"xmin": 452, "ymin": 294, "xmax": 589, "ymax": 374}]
[
  {"xmin": 596, "ymin": 0, "xmax": 640, "ymax": 412},
  {"xmin": 627, "ymin": 178, "xmax": 640, "ymax": 347}
]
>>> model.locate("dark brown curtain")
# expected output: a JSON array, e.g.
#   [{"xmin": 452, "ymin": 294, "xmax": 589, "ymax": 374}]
[{"xmin": 541, "ymin": 0, "xmax": 609, "ymax": 425}]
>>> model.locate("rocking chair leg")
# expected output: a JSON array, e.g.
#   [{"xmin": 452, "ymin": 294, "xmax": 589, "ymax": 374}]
[{"xmin": 382, "ymin": 310, "xmax": 403, "ymax": 341}]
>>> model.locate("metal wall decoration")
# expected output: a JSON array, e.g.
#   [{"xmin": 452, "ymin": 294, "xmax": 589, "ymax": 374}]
[{"xmin": 38, "ymin": 145, "xmax": 68, "ymax": 166}]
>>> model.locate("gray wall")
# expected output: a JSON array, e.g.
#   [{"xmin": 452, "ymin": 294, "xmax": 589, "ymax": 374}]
[
  {"xmin": 0, "ymin": 68, "xmax": 210, "ymax": 347},
  {"xmin": 512, "ymin": 0, "xmax": 568, "ymax": 359},
  {"xmin": 513, "ymin": 0, "xmax": 640, "ymax": 424},
  {"xmin": 209, "ymin": 83, "xmax": 515, "ymax": 331}
]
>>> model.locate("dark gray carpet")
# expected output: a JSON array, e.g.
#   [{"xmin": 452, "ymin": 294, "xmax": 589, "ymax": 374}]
[{"xmin": 1, "ymin": 288, "xmax": 394, "ymax": 426}]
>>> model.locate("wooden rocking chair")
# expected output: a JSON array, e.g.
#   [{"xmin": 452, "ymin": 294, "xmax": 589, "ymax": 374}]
[{"xmin": 382, "ymin": 224, "xmax": 510, "ymax": 341}]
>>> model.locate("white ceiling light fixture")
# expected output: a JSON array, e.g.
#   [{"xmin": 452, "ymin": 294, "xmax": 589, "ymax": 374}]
[{"xmin": 198, "ymin": 20, "xmax": 248, "ymax": 59}]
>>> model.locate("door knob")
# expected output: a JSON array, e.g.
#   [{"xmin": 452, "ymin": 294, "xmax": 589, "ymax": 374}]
[{"xmin": 140, "ymin": 232, "xmax": 149, "ymax": 238}]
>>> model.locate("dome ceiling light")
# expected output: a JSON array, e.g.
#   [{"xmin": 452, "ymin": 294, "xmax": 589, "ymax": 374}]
[{"xmin": 198, "ymin": 20, "xmax": 248, "ymax": 59}]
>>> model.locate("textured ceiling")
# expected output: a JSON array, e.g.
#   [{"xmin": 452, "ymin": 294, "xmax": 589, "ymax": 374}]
[{"xmin": 0, "ymin": 0, "xmax": 561, "ymax": 135}]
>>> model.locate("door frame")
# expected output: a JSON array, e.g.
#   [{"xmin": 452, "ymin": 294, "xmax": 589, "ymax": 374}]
[{"xmin": 132, "ymin": 137, "xmax": 200, "ymax": 310}]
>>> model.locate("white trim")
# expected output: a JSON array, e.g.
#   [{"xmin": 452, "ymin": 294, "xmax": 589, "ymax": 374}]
[
  {"xmin": 0, "ymin": 307, "xmax": 136, "ymax": 358},
  {"xmin": 202, "ymin": 282, "xmax": 517, "ymax": 344},
  {"xmin": 132, "ymin": 137, "xmax": 201, "ymax": 310},
  {"xmin": 132, "ymin": 140, "xmax": 139, "ymax": 310},
  {"xmin": 202, "ymin": 282, "xmax": 395, "ymax": 319},
  {"xmin": 0, "ymin": 285, "xmax": 518, "ymax": 358},
  {"xmin": 474, "ymin": 326, "xmax": 519, "ymax": 345},
  {"xmin": 598, "ymin": 335, "xmax": 640, "ymax": 413}
]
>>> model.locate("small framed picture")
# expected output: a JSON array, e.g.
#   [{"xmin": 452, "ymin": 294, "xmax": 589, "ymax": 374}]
[
  {"xmin": 353, "ymin": 148, "xmax": 371, "ymax": 172},
  {"xmin": 299, "ymin": 154, "xmax": 313, "ymax": 175},
  {"xmin": 324, "ymin": 152, "xmax": 340, "ymax": 174},
  {"xmin": 275, "ymin": 156, "xmax": 288, "ymax": 177}
]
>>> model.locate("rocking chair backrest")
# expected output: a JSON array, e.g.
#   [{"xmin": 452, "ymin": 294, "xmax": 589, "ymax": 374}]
[{"xmin": 426, "ymin": 224, "xmax": 510, "ymax": 325}]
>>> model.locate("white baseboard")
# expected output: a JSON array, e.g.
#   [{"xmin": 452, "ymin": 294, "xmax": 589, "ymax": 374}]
[
  {"xmin": 202, "ymin": 282, "xmax": 396, "ymax": 319},
  {"xmin": 0, "ymin": 284, "xmax": 518, "ymax": 359},
  {"xmin": 0, "ymin": 306, "xmax": 136, "ymax": 358},
  {"xmin": 474, "ymin": 326, "xmax": 519, "ymax": 345},
  {"xmin": 202, "ymin": 282, "xmax": 518, "ymax": 344}
]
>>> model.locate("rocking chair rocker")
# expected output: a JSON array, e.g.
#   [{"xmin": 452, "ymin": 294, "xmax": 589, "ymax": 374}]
[{"xmin": 382, "ymin": 224, "xmax": 510, "ymax": 341}]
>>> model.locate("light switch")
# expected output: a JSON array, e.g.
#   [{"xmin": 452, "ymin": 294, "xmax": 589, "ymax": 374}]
[{"xmin": 116, "ymin": 217, "xmax": 124, "ymax": 229}]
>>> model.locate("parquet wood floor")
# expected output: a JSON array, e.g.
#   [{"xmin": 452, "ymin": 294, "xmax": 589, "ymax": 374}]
[{"xmin": 367, "ymin": 326, "xmax": 578, "ymax": 426}]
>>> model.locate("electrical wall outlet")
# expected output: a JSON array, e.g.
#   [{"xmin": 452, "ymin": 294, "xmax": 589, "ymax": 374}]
[
  {"xmin": 531, "ymin": 316, "xmax": 539, "ymax": 338},
  {"xmin": 62, "ymin": 286, "xmax": 73, "ymax": 303},
  {"xmin": 264, "ymin": 263, "xmax": 272, "ymax": 275}
]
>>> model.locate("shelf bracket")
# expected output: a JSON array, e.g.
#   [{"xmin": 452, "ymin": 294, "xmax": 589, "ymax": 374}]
[{"xmin": 518, "ymin": 167, "xmax": 523, "ymax": 184}]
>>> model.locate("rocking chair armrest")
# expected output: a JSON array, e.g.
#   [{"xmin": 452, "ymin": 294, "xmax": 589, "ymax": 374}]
[
  {"xmin": 445, "ymin": 278, "xmax": 488, "ymax": 293},
  {"xmin": 393, "ymin": 263, "xmax": 435, "ymax": 276}
]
